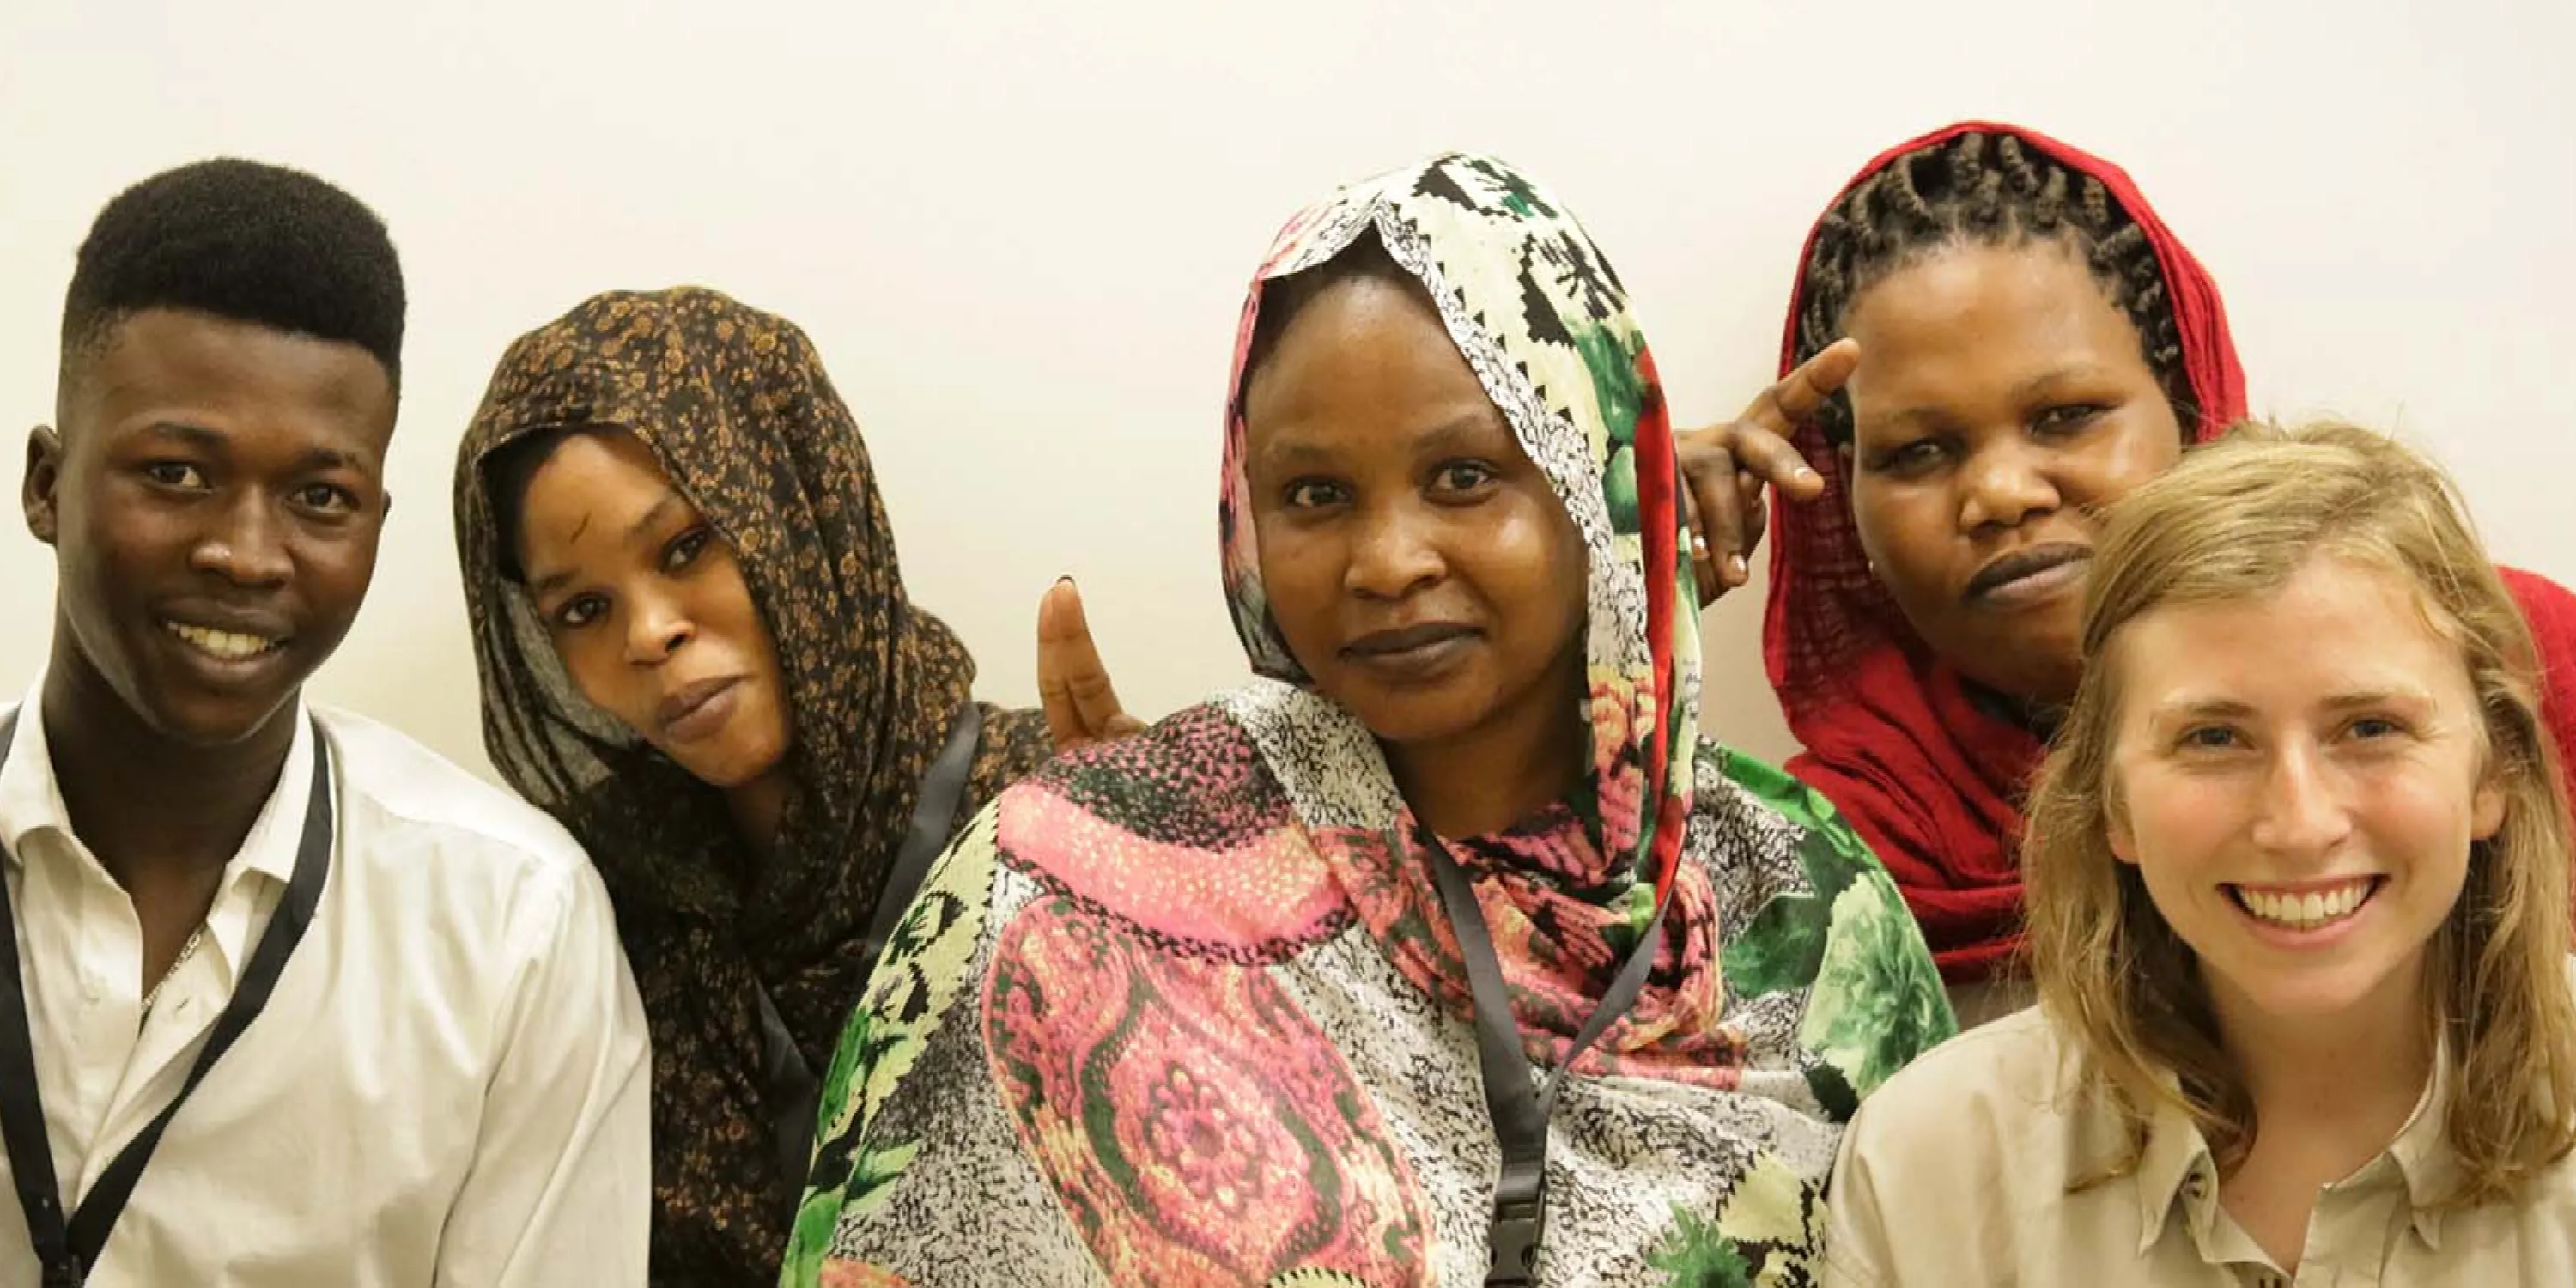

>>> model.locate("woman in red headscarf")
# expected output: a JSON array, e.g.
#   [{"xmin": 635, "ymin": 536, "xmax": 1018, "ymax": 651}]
[
  {"xmin": 1041, "ymin": 123, "xmax": 2576, "ymax": 1023},
  {"xmin": 1698, "ymin": 122, "xmax": 2576, "ymax": 1020}
]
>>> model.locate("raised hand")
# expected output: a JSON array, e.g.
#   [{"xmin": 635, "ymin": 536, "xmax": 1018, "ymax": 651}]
[
  {"xmin": 1036, "ymin": 577, "xmax": 1148, "ymax": 750},
  {"xmin": 1676, "ymin": 337, "xmax": 1857, "ymax": 605}
]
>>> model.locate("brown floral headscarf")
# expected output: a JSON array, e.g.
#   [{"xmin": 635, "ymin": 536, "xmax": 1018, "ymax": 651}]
[{"xmin": 451, "ymin": 286, "xmax": 1050, "ymax": 1285}]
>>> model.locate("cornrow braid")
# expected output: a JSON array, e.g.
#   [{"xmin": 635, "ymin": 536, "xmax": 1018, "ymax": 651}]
[{"xmin": 1794, "ymin": 131, "xmax": 2190, "ymax": 444}]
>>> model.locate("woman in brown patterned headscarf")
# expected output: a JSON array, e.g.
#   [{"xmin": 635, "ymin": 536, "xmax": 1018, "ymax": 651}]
[{"xmin": 451, "ymin": 286, "xmax": 1054, "ymax": 1285}]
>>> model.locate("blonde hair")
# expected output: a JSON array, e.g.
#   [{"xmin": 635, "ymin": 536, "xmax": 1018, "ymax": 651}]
[{"xmin": 2024, "ymin": 418, "xmax": 2576, "ymax": 1205}]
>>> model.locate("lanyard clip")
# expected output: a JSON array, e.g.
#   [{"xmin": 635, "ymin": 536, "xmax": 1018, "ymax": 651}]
[
  {"xmin": 1485, "ymin": 1161, "xmax": 1546, "ymax": 1285},
  {"xmin": 41, "ymin": 1254, "xmax": 83, "ymax": 1288}
]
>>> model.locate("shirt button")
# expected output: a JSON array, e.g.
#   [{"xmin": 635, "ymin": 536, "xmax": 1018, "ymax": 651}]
[{"xmin": 80, "ymin": 973, "xmax": 102, "ymax": 1002}]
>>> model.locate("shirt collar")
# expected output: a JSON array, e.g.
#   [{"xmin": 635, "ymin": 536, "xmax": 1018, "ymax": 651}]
[
  {"xmin": 0, "ymin": 689, "xmax": 64, "ymax": 868},
  {"xmin": 211, "ymin": 703, "xmax": 320, "ymax": 890},
  {"xmin": 2378, "ymin": 1041, "xmax": 2456, "ymax": 1248},
  {"xmin": 2132, "ymin": 1089, "xmax": 2223, "ymax": 1256},
  {"xmin": 2127, "ymin": 1041, "xmax": 2456, "ymax": 1255},
  {"xmin": 0, "ymin": 672, "xmax": 318, "ymax": 891}
]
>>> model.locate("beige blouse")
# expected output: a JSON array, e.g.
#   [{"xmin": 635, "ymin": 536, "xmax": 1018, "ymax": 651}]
[{"xmin": 1823, "ymin": 1004, "xmax": 2576, "ymax": 1286}]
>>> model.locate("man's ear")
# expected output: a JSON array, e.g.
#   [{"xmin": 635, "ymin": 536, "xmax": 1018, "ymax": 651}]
[{"xmin": 24, "ymin": 425, "xmax": 63, "ymax": 546}]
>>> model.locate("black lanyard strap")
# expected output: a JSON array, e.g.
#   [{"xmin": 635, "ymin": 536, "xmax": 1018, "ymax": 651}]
[
  {"xmin": 756, "ymin": 701, "xmax": 982, "ymax": 1182},
  {"xmin": 1422, "ymin": 831, "xmax": 1669, "ymax": 1287},
  {"xmin": 857, "ymin": 702, "xmax": 985, "ymax": 971},
  {"xmin": 0, "ymin": 711, "xmax": 335, "ymax": 1286}
]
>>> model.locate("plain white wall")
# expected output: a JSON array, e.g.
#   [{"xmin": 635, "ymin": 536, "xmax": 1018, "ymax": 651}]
[{"xmin": 3, "ymin": 0, "xmax": 2569, "ymax": 782}]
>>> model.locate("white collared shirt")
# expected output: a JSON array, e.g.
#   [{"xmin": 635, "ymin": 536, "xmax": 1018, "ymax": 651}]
[
  {"xmin": 1822, "ymin": 994, "xmax": 2576, "ymax": 1286},
  {"xmin": 0, "ymin": 683, "xmax": 651, "ymax": 1286}
]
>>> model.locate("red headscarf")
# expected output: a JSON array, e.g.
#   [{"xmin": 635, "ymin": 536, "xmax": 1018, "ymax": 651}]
[{"xmin": 1760, "ymin": 121, "xmax": 2576, "ymax": 984}]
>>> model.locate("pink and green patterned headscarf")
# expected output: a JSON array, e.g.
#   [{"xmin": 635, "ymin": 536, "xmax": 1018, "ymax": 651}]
[
  {"xmin": 1218, "ymin": 153, "xmax": 1699, "ymax": 920},
  {"xmin": 777, "ymin": 152, "xmax": 1955, "ymax": 1288}
]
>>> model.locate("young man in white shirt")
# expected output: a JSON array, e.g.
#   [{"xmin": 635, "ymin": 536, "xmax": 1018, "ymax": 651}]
[{"xmin": 0, "ymin": 158, "xmax": 650, "ymax": 1286}]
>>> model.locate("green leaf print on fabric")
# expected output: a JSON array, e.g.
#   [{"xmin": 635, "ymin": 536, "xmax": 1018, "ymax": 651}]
[
  {"xmin": 1714, "ymin": 744, "xmax": 1912, "ymax": 1001},
  {"xmin": 1719, "ymin": 826, "xmax": 1863, "ymax": 1001},
  {"xmin": 1710, "ymin": 744, "xmax": 1954, "ymax": 1109},
  {"xmin": 1649, "ymin": 1154, "xmax": 1827, "ymax": 1287},
  {"xmin": 1572, "ymin": 323, "xmax": 1643, "ymax": 448},
  {"xmin": 1570, "ymin": 319, "xmax": 1649, "ymax": 538},
  {"xmin": 779, "ymin": 805, "xmax": 1004, "ymax": 1287},
  {"xmin": 782, "ymin": 1008, "xmax": 885, "ymax": 1280},
  {"xmin": 1711, "ymin": 745, "xmax": 1854, "ymax": 841},
  {"xmin": 1801, "ymin": 872, "xmax": 1955, "ymax": 1099},
  {"xmin": 1602, "ymin": 444, "xmax": 1642, "ymax": 532},
  {"xmin": 1457, "ymin": 154, "xmax": 1564, "ymax": 221},
  {"xmin": 1645, "ymin": 1207, "xmax": 1758, "ymax": 1287}
]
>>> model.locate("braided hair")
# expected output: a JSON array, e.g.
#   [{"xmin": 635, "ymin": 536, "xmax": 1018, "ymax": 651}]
[{"xmin": 1793, "ymin": 131, "xmax": 2190, "ymax": 444}]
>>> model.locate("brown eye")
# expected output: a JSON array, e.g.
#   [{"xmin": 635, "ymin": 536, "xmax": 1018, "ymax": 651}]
[
  {"xmin": 295, "ymin": 483, "xmax": 358, "ymax": 514},
  {"xmin": 1430, "ymin": 461, "xmax": 1498, "ymax": 495},
  {"xmin": 664, "ymin": 527, "xmax": 714, "ymax": 571},
  {"xmin": 1871, "ymin": 440, "xmax": 1947, "ymax": 477},
  {"xmin": 1283, "ymin": 479, "xmax": 1346, "ymax": 509},
  {"xmin": 2032, "ymin": 404, "xmax": 2105, "ymax": 435},
  {"xmin": 556, "ymin": 593, "xmax": 608, "ymax": 629}
]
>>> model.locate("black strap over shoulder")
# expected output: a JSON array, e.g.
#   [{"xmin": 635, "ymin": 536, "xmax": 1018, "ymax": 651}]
[
  {"xmin": 859, "ymin": 702, "xmax": 985, "ymax": 969},
  {"xmin": 1422, "ymin": 829, "xmax": 1668, "ymax": 1286},
  {"xmin": 0, "ymin": 710, "xmax": 335, "ymax": 1286},
  {"xmin": 755, "ymin": 701, "xmax": 983, "ymax": 1182}
]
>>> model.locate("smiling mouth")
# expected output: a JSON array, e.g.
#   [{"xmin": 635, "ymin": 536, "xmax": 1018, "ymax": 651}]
[
  {"xmin": 2227, "ymin": 877, "xmax": 2384, "ymax": 931},
  {"xmin": 162, "ymin": 620, "xmax": 288, "ymax": 661}
]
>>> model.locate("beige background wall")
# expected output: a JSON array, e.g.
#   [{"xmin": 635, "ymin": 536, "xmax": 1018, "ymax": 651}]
[{"xmin": 3, "ymin": 0, "xmax": 2568, "ymax": 779}]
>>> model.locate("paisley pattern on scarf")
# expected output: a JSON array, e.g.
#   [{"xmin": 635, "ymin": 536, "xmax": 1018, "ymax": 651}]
[{"xmin": 785, "ymin": 154, "xmax": 1952, "ymax": 1287}]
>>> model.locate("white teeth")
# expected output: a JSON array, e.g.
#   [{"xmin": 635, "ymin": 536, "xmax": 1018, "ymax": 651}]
[
  {"xmin": 164, "ymin": 622, "xmax": 281, "ymax": 660},
  {"xmin": 2233, "ymin": 879, "xmax": 2376, "ymax": 930}
]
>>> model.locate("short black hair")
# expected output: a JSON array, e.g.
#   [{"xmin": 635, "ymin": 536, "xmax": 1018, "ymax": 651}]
[{"xmin": 60, "ymin": 158, "xmax": 406, "ymax": 397}]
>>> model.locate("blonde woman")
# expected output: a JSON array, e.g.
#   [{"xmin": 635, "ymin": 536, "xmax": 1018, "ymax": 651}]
[{"xmin": 1824, "ymin": 421, "xmax": 2576, "ymax": 1284}]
